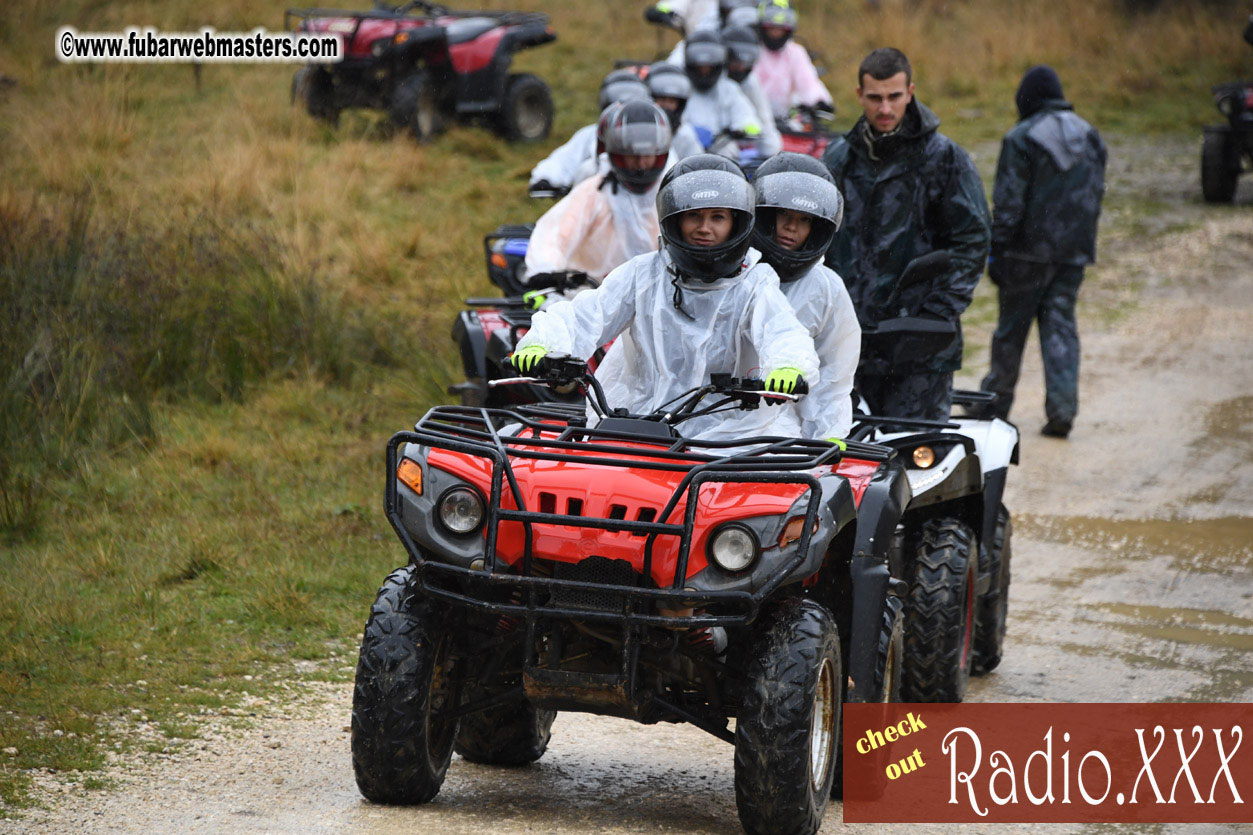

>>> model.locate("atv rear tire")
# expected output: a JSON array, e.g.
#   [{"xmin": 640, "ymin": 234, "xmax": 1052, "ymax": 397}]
[
  {"xmin": 391, "ymin": 71, "xmax": 445, "ymax": 143},
  {"xmin": 292, "ymin": 65, "xmax": 339, "ymax": 126},
  {"xmin": 901, "ymin": 518, "xmax": 976, "ymax": 703},
  {"xmin": 973, "ymin": 505, "xmax": 1011, "ymax": 675},
  {"xmin": 497, "ymin": 73, "xmax": 553, "ymax": 142},
  {"xmin": 351, "ymin": 565, "xmax": 458, "ymax": 804},
  {"xmin": 454, "ymin": 696, "xmax": 555, "ymax": 766},
  {"xmin": 735, "ymin": 599, "xmax": 840, "ymax": 835},
  {"xmin": 1202, "ymin": 130, "xmax": 1238, "ymax": 203}
]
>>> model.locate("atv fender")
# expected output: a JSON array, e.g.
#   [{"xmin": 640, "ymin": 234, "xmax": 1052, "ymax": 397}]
[
  {"xmin": 952, "ymin": 416, "xmax": 1019, "ymax": 472},
  {"xmin": 979, "ymin": 467, "xmax": 1008, "ymax": 595},
  {"xmin": 451, "ymin": 310, "xmax": 489, "ymax": 386},
  {"xmin": 847, "ymin": 457, "xmax": 910, "ymax": 703}
]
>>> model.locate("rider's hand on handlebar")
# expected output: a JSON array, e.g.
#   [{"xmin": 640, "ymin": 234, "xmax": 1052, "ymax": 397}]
[
  {"xmin": 824, "ymin": 437, "xmax": 848, "ymax": 451},
  {"xmin": 764, "ymin": 367, "xmax": 805, "ymax": 403},
  {"xmin": 522, "ymin": 290, "xmax": 547, "ymax": 311},
  {"xmin": 511, "ymin": 345, "xmax": 548, "ymax": 374}
]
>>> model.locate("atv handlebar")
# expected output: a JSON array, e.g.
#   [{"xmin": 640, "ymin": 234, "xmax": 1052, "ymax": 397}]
[{"xmin": 491, "ymin": 356, "xmax": 808, "ymax": 427}]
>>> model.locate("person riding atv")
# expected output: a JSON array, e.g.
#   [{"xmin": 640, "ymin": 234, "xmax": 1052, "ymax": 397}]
[{"xmin": 513, "ymin": 153, "xmax": 818, "ymax": 442}]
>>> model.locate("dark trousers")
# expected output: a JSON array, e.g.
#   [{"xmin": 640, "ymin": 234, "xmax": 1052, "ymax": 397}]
[
  {"xmin": 857, "ymin": 371, "xmax": 954, "ymax": 422},
  {"xmin": 980, "ymin": 260, "xmax": 1084, "ymax": 424}
]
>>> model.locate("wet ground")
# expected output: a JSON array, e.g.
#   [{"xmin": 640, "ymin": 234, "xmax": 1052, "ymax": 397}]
[{"xmin": 6, "ymin": 136, "xmax": 1252, "ymax": 832}]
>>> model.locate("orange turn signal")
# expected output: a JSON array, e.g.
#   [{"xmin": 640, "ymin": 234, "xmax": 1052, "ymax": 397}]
[
  {"xmin": 397, "ymin": 459, "xmax": 423, "ymax": 495},
  {"xmin": 395, "ymin": 31, "xmax": 410, "ymax": 44},
  {"xmin": 778, "ymin": 516, "xmax": 815, "ymax": 548},
  {"xmin": 490, "ymin": 253, "xmax": 508, "ymax": 268}
]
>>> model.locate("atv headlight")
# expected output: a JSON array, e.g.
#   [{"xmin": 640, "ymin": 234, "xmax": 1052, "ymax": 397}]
[
  {"xmin": 437, "ymin": 487, "xmax": 484, "ymax": 535},
  {"xmin": 1219, "ymin": 96, "xmax": 1235, "ymax": 116},
  {"xmin": 708, "ymin": 523, "xmax": 759, "ymax": 573},
  {"xmin": 912, "ymin": 445, "xmax": 936, "ymax": 468}
]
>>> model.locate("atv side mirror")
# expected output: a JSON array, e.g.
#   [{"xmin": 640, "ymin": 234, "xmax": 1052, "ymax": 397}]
[{"xmin": 897, "ymin": 250, "xmax": 953, "ymax": 291}]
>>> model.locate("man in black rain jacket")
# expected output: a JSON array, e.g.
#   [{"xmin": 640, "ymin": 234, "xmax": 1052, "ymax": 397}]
[
  {"xmin": 979, "ymin": 65, "xmax": 1107, "ymax": 438},
  {"xmin": 823, "ymin": 48, "xmax": 990, "ymax": 421}
]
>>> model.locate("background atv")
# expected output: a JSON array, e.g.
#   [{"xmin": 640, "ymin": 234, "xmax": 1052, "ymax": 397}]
[
  {"xmin": 848, "ymin": 252, "xmax": 1020, "ymax": 703},
  {"xmin": 287, "ymin": 1, "xmax": 556, "ymax": 142},
  {"xmin": 1201, "ymin": 79, "xmax": 1253, "ymax": 202},
  {"xmin": 354, "ymin": 360, "xmax": 905, "ymax": 834}
]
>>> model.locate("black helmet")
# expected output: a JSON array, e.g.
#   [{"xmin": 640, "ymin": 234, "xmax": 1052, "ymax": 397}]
[
  {"xmin": 720, "ymin": 24, "xmax": 760, "ymax": 83},
  {"xmin": 647, "ymin": 62, "xmax": 692, "ymax": 128},
  {"xmin": 603, "ymin": 100, "xmax": 673, "ymax": 194},
  {"xmin": 719, "ymin": 0, "xmax": 757, "ymax": 25},
  {"xmin": 598, "ymin": 69, "xmax": 650, "ymax": 111},
  {"xmin": 749, "ymin": 152, "xmax": 843, "ymax": 281},
  {"xmin": 756, "ymin": 0, "xmax": 797, "ymax": 52},
  {"xmin": 684, "ymin": 30, "xmax": 727, "ymax": 93},
  {"xmin": 657, "ymin": 154, "xmax": 755, "ymax": 282}
]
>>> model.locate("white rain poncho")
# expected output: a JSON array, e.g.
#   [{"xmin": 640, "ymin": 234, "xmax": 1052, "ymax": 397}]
[
  {"xmin": 654, "ymin": 0, "xmax": 719, "ymax": 36},
  {"xmin": 682, "ymin": 77, "xmax": 763, "ymax": 154},
  {"xmin": 523, "ymin": 173, "xmax": 661, "ymax": 282},
  {"xmin": 515, "ymin": 248, "xmax": 820, "ymax": 442},
  {"xmin": 672, "ymin": 123, "xmax": 705, "ymax": 160},
  {"xmin": 528, "ymin": 123, "xmax": 596, "ymax": 190},
  {"xmin": 738, "ymin": 74, "xmax": 782, "ymax": 157},
  {"xmin": 779, "ymin": 264, "xmax": 861, "ymax": 439}
]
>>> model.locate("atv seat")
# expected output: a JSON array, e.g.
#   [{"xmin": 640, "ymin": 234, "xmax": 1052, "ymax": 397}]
[{"xmin": 445, "ymin": 17, "xmax": 497, "ymax": 44}]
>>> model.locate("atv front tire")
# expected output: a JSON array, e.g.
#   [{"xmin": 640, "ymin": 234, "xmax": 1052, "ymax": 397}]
[
  {"xmin": 735, "ymin": 599, "xmax": 840, "ymax": 835},
  {"xmin": 902, "ymin": 518, "xmax": 976, "ymax": 702},
  {"xmin": 351, "ymin": 565, "xmax": 458, "ymax": 804},
  {"xmin": 391, "ymin": 71, "xmax": 445, "ymax": 143},
  {"xmin": 1201, "ymin": 130, "xmax": 1239, "ymax": 203},
  {"xmin": 454, "ymin": 695, "xmax": 555, "ymax": 766},
  {"xmin": 496, "ymin": 73, "xmax": 553, "ymax": 142},
  {"xmin": 973, "ymin": 505, "xmax": 1011, "ymax": 675},
  {"xmin": 292, "ymin": 65, "xmax": 339, "ymax": 126}
]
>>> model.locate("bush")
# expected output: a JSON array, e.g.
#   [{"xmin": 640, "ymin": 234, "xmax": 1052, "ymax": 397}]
[{"xmin": 0, "ymin": 195, "xmax": 407, "ymax": 540}]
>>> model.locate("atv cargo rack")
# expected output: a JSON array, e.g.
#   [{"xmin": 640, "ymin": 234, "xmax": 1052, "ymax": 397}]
[{"xmin": 386, "ymin": 405, "xmax": 892, "ymax": 630}]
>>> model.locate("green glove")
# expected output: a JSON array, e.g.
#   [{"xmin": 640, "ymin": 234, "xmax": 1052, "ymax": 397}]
[
  {"xmin": 765, "ymin": 367, "xmax": 803, "ymax": 394},
  {"xmin": 511, "ymin": 345, "xmax": 548, "ymax": 374},
  {"xmin": 825, "ymin": 437, "xmax": 848, "ymax": 451},
  {"xmin": 522, "ymin": 290, "xmax": 547, "ymax": 311}
]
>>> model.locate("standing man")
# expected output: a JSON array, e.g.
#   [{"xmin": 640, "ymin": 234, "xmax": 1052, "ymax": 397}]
[
  {"xmin": 823, "ymin": 48, "xmax": 990, "ymax": 421},
  {"xmin": 979, "ymin": 65, "xmax": 1106, "ymax": 439}
]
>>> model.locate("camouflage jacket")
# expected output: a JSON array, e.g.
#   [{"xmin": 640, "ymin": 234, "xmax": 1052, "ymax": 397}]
[
  {"xmin": 823, "ymin": 100, "xmax": 990, "ymax": 373},
  {"xmin": 991, "ymin": 100, "xmax": 1107, "ymax": 266}
]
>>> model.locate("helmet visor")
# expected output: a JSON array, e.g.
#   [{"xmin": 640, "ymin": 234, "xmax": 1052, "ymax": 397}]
[{"xmin": 754, "ymin": 170, "xmax": 843, "ymax": 226}]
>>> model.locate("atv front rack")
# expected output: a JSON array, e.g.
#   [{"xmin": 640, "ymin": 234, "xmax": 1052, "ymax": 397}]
[{"xmin": 386, "ymin": 405, "xmax": 891, "ymax": 630}]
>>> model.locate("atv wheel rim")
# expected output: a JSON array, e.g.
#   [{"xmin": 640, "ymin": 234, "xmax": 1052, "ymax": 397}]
[
  {"xmin": 809, "ymin": 656, "xmax": 836, "ymax": 792},
  {"xmin": 427, "ymin": 634, "xmax": 456, "ymax": 761},
  {"xmin": 960, "ymin": 563, "xmax": 975, "ymax": 670},
  {"xmin": 416, "ymin": 90, "xmax": 436, "ymax": 138},
  {"xmin": 514, "ymin": 90, "xmax": 548, "ymax": 139}
]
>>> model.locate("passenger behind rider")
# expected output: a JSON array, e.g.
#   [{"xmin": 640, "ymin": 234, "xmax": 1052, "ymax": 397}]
[
  {"xmin": 523, "ymin": 101, "xmax": 674, "ymax": 302},
  {"xmin": 513, "ymin": 154, "xmax": 819, "ymax": 442},
  {"xmin": 679, "ymin": 31, "xmax": 772, "ymax": 159},
  {"xmin": 646, "ymin": 62, "xmax": 705, "ymax": 161},
  {"xmin": 751, "ymin": 0, "xmax": 833, "ymax": 121},
  {"xmin": 528, "ymin": 70, "xmax": 650, "ymax": 195},
  {"xmin": 749, "ymin": 152, "xmax": 860, "ymax": 442}
]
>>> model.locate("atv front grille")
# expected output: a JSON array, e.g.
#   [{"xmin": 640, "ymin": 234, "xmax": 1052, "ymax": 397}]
[{"xmin": 550, "ymin": 557, "xmax": 639, "ymax": 614}]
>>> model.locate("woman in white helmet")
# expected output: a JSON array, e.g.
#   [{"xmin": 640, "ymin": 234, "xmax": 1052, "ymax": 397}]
[{"xmin": 514, "ymin": 154, "xmax": 818, "ymax": 442}]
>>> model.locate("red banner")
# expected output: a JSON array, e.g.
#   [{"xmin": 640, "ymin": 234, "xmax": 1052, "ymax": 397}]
[{"xmin": 843, "ymin": 703, "xmax": 1252, "ymax": 823}]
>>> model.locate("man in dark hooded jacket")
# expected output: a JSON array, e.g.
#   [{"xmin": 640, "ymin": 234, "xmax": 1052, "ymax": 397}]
[
  {"xmin": 823, "ymin": 48, "xmax": 990, "ymax": 421},
  {"xmin": 979, "ymin": 65, "xmax": 1106, "ymax": 438}
]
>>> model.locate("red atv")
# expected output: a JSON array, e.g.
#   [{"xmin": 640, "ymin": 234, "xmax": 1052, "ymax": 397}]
[
  {"xmin": 353, "ymin": 358, "xmax": 907, "ymax": 834},
  {"xmin": 287, "ymin": 1, "xmax": 556, "ymax": 142}
]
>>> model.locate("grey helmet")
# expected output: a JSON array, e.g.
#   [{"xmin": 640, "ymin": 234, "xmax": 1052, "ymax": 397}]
[
  {"xmin": 603, "ymin": 99, "xmax": 673, "ymax": 194},
  {"xmin": 725, "ymin": 6, "xmax": 758, "ymax": 28},
  {"xmin": 594, "ymin": 100, "xmax": 625, "ymax": 157},
  {"xmin": 646, "ymin": 62, "xmax": 692, "ymax": 128},
  {"xmin": 684, "ymin": 30, "xmax": 727, "ymax": 93},
  {"xmin": 657, "ymin": 154, "xmax": 756, "ymax": 282},
  {"xmin": 756, "ymin": 0, "xmax": 797, "ymax": 51},
  {"xmin": 719, "ymin": 0, "xmax": 758, "ymax": 25},
  {"xmin": 598, "ymin": 69, "xmax": 651, "ymax": 111},
  {"xmin": 720, "ymin": 24, "xmax": 761, "ymax": 83},
  {"xmin": 749, "ymin": 152, "xmax": 843, "ymax": 281}
]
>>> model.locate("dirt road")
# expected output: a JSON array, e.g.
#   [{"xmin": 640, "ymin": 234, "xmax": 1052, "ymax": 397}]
[{"xmin": 7, "ymin": 137, "xmax": 1252, "ymax": 833}]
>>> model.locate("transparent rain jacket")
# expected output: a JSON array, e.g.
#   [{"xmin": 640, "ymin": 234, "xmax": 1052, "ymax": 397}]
[
  {"xmin": 778, "ymin": 264, "xmax": 860, "ymax": 439},
  {"xmin": 683, "ymin": 77, "xmax": 762, "ymax": 152},
  {"xmin": 523, "ymin": 173, "xmax": 661, "ymax": 282},
  {"xmin": 529, "ymin": 123, "xmax": 597, "ymax": 190},
  {"xmin": 516, "ymin": 248, "xmax": 820, "ymax": 442},
  {"xmin": 751, "ymin": 42, "xmax": 832, "ymax": 120}
]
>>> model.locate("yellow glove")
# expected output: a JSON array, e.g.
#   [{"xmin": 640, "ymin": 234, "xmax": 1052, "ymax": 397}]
[
  {"xmin": 511, "ymin": 345, "xmax": 548, "ymax": 374},
  {"xmin": 765, "ymin": 367, "xmax": 803, "ymax": 394},
  {"xmin": 522, "ymin": 290, "xmax": 547, "ymax": 311}
]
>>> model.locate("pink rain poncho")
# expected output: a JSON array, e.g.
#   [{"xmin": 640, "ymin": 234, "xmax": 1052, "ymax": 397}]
[{"xmin": 751, "ymin": 41, "xmax": 832, "ymax": 120}]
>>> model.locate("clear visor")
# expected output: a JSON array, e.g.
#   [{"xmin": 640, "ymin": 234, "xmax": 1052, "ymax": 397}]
[
  {"xmin": 754, "ymin": 170, "xmax": 843, "ymax": 226},
  {"xmin": 604, "ymin": 119, "xmax": 672, "ymax": 156},
  {"xmin": 660, "ymin": 169, "xmax": 755, "ymax": 221}
]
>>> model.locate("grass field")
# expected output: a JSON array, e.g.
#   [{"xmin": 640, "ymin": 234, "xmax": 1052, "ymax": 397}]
[{"xmin": 1, "ymin": 0, "xmax": 1249, "ymax": 813}]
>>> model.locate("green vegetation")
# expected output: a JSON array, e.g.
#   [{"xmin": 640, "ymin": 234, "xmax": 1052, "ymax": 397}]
[{"xmin": 0, "ymin": 0, "xmax": 1248, "ymax": 813}]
